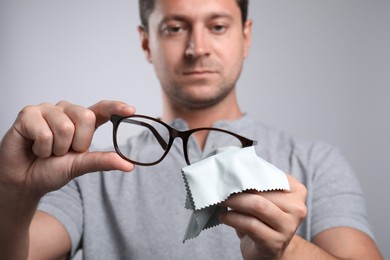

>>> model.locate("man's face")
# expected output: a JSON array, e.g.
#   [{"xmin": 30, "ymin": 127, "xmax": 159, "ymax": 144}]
[{"xmin": 141, "ymin": 0, "xmax": 252, "ymax": 109}]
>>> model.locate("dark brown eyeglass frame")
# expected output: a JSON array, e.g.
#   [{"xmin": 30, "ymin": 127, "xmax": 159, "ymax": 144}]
[{"xmin": 110, "ymin": 114, "xmax": 257, "ymax": 166}]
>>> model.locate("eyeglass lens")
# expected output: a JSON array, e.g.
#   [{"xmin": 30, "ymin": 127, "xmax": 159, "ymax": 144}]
[
  {"xmin": 186, "ymin": 129, "xmax": 245, "ymax": 164},
  {"xmin": 115, "ymin": 117, "xmax": 171, "ymax": 165}
]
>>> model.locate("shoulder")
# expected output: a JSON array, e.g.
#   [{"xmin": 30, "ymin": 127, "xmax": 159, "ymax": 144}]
[
  {"xmin": 246, "ymin": 116, "xmax": 350, "ymax": 181},
  {"xmin": 247, "ymin": 117, "xmax": 336, "ymax": 161}
]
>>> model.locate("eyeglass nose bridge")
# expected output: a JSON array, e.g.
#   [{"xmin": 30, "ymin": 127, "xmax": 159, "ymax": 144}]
[
  {"xmin": 167, "ymin": 127, "xmax": 258, "ymax": 165},
  {"xmin": 168, "ymin": 128, "xmax": 193, "ymax": 165}
]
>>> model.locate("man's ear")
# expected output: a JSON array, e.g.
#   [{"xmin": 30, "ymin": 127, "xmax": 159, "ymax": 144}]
[
  {"xmin": 138, "ymin": 26, "xmax": 153, "ymax": 63},
  {"xmin": 242, "ymin": 19, "xmax": 253, "ymax": 59}
]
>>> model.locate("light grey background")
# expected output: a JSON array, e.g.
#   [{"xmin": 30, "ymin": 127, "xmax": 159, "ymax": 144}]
[{"xmin": 1, "ymin": 0, "xmax": 389, "ymax": 258}]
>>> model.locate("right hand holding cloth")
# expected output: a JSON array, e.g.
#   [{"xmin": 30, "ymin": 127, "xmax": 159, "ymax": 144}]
[{"xmin": 181, "ymin": 146, "xmax": 290, "ymax": 241}]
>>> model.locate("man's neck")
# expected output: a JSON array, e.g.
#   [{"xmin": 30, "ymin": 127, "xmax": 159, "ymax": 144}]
[{"xmin": 161, "ymin": 93, "xmax": 243, "ymax": 129}]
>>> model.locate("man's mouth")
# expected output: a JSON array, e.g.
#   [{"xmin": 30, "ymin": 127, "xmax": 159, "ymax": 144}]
[{"xmin": 182, "ymin": 70, "xmax": 216, "ymax": 75}]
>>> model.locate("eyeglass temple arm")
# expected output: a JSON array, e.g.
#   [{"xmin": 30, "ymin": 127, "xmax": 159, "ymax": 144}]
[{"xmin": 121, "ymin": 118, "xmax": 168, "ymax": 150}]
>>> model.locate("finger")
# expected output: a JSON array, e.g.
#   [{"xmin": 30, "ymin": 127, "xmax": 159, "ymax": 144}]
[
  {"xmin": 15, "ymin": 105, "xmax": 54, "ymax": 158},
  {"xmin": 41, "ymin": 104, "xmax": 76, "ymax": 156},
  {"xmin": 57, "ymin": 101, "xmax": 96, "ymax": 152},
  {"xmin": 221, "ymin": 210, "xmax": 292, "ymax": 257},
  {"xmin": 256, "ymin": 176, "xmax": 307, "ymax": 215},
  {"xmin": 88, "ymin": 100, "xmax": 136, "ymax": 128},
  {"xmin": 246, "ymin": 190, "xmax": 294, "ymax": 214},
  {"xmin": 31, "ymin": 121, "xmax": 53, "ymax": 158},
  {"xmin": 220, "ymin": 209, "xmax": 279, "ymax": 243},
  {"xmin": 223, "ymin": 192, "xmax": 287, "ymax": 231},
  {"xmin": 69, "ymin": 151, "xmax": 135, "ymax": 178}
]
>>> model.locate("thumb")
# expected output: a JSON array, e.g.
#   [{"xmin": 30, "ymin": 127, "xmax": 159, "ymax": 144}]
[{"xmin": 69, "ymin": 151, "xmax": 134, "ymax": 178}]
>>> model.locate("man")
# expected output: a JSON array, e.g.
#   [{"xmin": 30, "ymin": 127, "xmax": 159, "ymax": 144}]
[{"xmin": 0, "ymin": 0, "xmax": 383, "ymax": 259}]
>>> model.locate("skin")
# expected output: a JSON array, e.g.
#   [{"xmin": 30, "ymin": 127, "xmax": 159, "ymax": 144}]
[
  {"xmin": 0, "ymin": 101, "xmax": 135, "ymax": 259},
  {"xmin": 0, "ymin": 0, "xmax": 383, "ymax": 259},
  {"xmin": 139, "ymin": 0, "xmax": 249, "ymax": 128}
]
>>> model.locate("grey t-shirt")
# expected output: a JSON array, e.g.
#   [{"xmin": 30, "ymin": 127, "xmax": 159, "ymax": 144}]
[{"xmin": 38, "ymin": 114, "xmax": 373, "ymax": 259}]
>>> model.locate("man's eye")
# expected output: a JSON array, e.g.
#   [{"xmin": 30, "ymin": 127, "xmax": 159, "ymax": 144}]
[
  {"xmin": 210, "ymin": 24, "xmax": 227, "ymax": 34},
  {"xmin": 162, "ymin": 25, "xmax": 186, "ymax": 36}
]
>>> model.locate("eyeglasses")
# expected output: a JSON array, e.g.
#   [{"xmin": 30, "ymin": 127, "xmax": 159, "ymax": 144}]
[{"xmin": 110, "ymin": 114, "xmax": 257, "ymax": 166}]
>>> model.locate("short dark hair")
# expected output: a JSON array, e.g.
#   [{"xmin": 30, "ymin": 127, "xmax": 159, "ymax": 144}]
[{"xmin": 139, "ymin": 0, "xmax": 249, "ymax": 31}]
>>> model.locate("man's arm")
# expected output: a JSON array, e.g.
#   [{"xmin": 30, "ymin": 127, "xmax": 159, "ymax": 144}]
[
  {"xmin": 310, "ymin": 227, "xmax": 383, "ymax": 259},
  {"xmin": 0, "ymin": 189, "xmax": 39, "ymax": 260},
  {"xmin": 0, "ymin": 100, "xmax": 135, "ymax": 259},
  {"xmin": 28, "ymin": 211, "xmax": 72, "ymax": 260},
  {"xmin": 0, "ymin": 190, "xmax": 71, "ymax": 260},
  {"xmin": 220, "ymin": 175, "xmax": 383, "ymax": 259},
  {"xmin": 279, "ymin": 227, "xmax": 382, "ymax": 259}
]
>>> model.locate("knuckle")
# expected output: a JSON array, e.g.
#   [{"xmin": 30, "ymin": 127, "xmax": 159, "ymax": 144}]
[
  {"xmin": 252, "ymin": 196, "xmax": 268, "ymax": 213},
  {"xmin": 57, "ymin": 121, "xmax": 75, "ymax": 136},
  {"xmin": 298, "ymin": 181, "xmax": 307, "ymax": 196},
  {"xmin": 296, "ymin": 203, "xmax": 307, "ymax": 219},
  {"xmin": 38, "ymin": 102, "xmax": 57, "ymax": 112},
  {"xmin": 245, "ymin": 218, "xmax": 261, "ymax": 236},
  {"xmin": 36, "ymin": 129, "xmax": 53, "ymax": 144},
  {"xmin": 39, "ymin": 102, "xmax": 54, "ymax": 107},
  {"xmin": 18, "ymin": 105, "xmax": 39, "ymax": 118},
  {"xmin": 56, "ymin": 100, "xmax": 70, "ymax": 106},
  {"xmin": 93, "ymin": 100, "xmax": 108, "ymax": 109},
  {"xmin": 79, "ymin": 109, "xmax": 96, "ymax": 126}
]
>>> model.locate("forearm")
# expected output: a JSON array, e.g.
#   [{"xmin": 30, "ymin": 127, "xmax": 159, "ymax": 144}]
[
  {"xmin": 0, "ymin": 187, "xmax": 40, "ymax": 260},
  {"xmin": 283, "ymin": 233, "xmax": 384, "ymax": 260},
  {"xmin": 283, "ymin": 235, "xmax": 338, "ymax": 260}
]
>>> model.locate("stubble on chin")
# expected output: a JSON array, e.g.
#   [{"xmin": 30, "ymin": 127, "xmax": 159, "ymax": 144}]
[
  {"xmin": 164, "ymin": 57, "xmax": 240, "ymax": 110},
  {"xmin": 165, "ymin": 81, "xmax": 235, "ymax": 110}
]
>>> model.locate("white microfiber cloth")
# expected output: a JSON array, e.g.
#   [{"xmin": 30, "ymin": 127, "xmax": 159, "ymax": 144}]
[{"xmin": 181, "ymin": 146, "xmax": 290, "ymax": 241}]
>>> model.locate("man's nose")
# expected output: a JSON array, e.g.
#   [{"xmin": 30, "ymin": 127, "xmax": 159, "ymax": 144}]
[{"xmin": 185, "ymin": 27, "xmax": 210, "ymax": 58}]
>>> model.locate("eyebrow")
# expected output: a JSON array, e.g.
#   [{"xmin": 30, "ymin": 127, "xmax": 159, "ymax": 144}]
[{"xmin": 159, "ymin": 12, "xmax": 235, "ymax": 25}]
